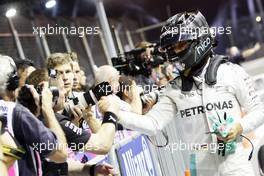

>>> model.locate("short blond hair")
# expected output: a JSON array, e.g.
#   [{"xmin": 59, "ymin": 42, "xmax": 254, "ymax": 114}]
[
  {"xmin": 46, "ymin": 53, "xmax": 72, "ymax": 69},
  {"xmin": 69, "ymin": 52, "xmax": 78, "ymax": 62}
]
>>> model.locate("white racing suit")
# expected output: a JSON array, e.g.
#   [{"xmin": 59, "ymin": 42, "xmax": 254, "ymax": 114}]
[{"xmin": 118, "ymin": 59, "xmax": 264, "ymax": 176}]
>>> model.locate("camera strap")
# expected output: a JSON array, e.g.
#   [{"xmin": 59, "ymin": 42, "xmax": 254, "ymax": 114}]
[{"xmin": 146, "ymin": 129, "xmax": 169, "ymax": 148}]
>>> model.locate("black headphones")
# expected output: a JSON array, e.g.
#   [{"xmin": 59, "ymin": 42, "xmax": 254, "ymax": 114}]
[{"xmin": 6, "ymin": 71, "xmax": 19, "ymax": 91}]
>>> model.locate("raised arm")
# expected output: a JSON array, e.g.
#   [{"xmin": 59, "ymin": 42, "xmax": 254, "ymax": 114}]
[
  {"xmin": 40, "ymin": 82, "xmax": 68, "ymax": 163},
  {"xmin": 83, "ymin": 96, "xmax": 119, "ymax": 154}
]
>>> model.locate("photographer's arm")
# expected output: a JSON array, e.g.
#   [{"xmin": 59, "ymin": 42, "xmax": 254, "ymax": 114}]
[
  {"xmin": 83, "ymin": 97, "xmax": 119, "ymax": 154},
  {"xmin": 82, "ymin": 107, "xmax": 101, "ymax": 133},
  {"xmin": 41, "ymin": 83, "xmax": 68, "ymax": 163},
  {"xmin": 84, "ymin": 123, "xmax": 115, "ymax": 154}
]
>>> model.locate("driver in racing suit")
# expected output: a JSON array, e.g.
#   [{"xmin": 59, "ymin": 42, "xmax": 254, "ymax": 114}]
[{"xmin": 100, "ymin": 11, "xmax": 264, "ymax": 176}]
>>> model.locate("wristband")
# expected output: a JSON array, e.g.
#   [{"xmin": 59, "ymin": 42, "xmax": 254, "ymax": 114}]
[
  {"xmin": 102, "ymin": 112, "xmax": 118, "ymax": 128},
  {"xmin": 89, "ymin": 164, "xmax": 96, "ymax": 176}
]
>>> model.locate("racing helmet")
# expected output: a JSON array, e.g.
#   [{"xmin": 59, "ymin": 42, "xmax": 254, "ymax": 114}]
[{"xmin": 160, "ymin": 10, "xmax": 214, "ymax": 71}]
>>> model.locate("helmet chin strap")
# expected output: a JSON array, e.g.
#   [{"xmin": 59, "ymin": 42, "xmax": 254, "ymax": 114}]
[
  {"xmin": 179, "ymin": 57, "xmax": 209, "ymax": 92},
  {"xmin": 180, "ymin": 72, "xmax": 194, "ymax": 92}
]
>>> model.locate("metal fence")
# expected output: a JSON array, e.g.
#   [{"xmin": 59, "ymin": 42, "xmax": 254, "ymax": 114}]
[
  {"xmin": 0, "ymin": 13, "xmax": 142, "ymax": 83},
  {"xmin": 92, "ymin": 125, "xmax": 188, "ymax": 176}
]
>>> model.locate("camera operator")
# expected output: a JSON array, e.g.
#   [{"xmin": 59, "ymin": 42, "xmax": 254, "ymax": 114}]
[
  {"xmin": 95, "ymin": 65, "xmax": 142, "ymax": 116},
  {"xmin": 46, "ymin": 53, "xmax": 85, "ymax": 126},
  {"xmin": 46, "ymin": 53, "xmax": 110, "ymax": 132},
  {"xmin": 117, "ymin": 75, "xmax": 156, "ymax": 115},
  {"xmin": 0, "ymin": 55, "xmax": 67, "ymax": 175},
  {"xmin": 133, "ymin": 41, "xmax": 156, "ymax": 92},
  {"xmin": 26, "ymin": 68, "xmax": 119, "ymax": 153},
  {"xmin": 100, "ymin": 11, "xmax": 264, "ymax": 176},
  {"xmin": 24, "ymin": 69, "xmax": 119, "ymax": 175},
  {"xmin": 112, "ymin": 42, "xmax": 167, "ymax": 114}
]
